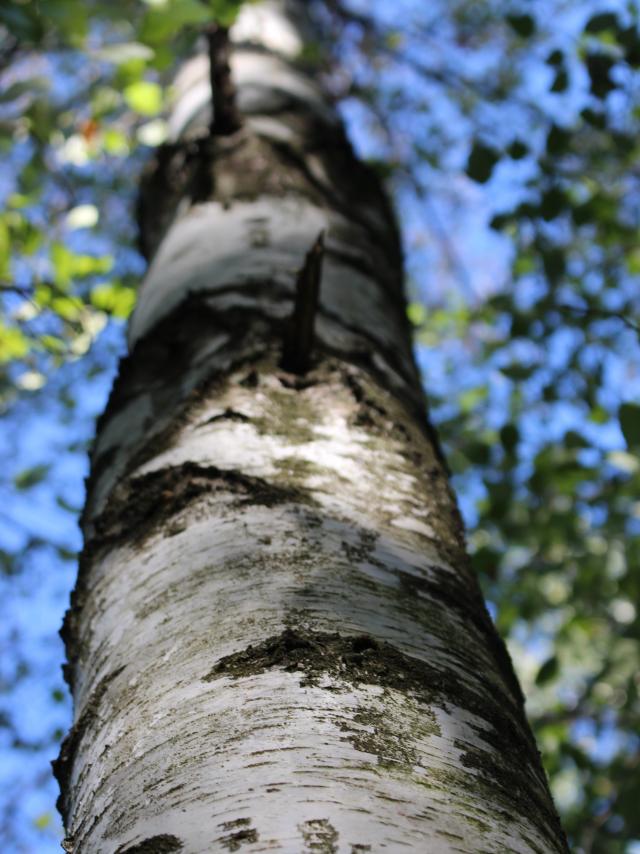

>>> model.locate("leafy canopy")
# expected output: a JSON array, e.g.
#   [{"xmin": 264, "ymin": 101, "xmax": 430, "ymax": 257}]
[{"xmin": 0, "ymin": 0, "xmax": 639, "ymax": 851}]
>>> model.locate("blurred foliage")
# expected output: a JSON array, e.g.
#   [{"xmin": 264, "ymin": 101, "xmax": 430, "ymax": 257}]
[
  {"xmin": 317, "ymin": 2, "xmax": 640, "ymax": 850},
  {"xmin": 0, "ymin": 0, "xmax": 639, "ymax": 851}
]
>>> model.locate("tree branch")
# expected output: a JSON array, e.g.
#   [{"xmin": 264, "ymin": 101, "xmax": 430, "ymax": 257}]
[
  {"xmin": 281, "ymin": 231, "xmax": 325, "ymax": 374},
  {"xmin": 206, "ymin": 24, "xmax": 241, "ymax": 137}
]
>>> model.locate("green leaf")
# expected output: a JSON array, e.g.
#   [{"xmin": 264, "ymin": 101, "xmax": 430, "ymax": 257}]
[
  {"xmin": 51, "ymin": 243, "xmax": 113, "ymax": 288},
  {"xmin": 507, "ymin": 140, "xmax": 528, "ymax": 160},
  {"xmin": 0, "ymin": 323, "xmax": 30, "ymax": 362},
  {"xmin": 550, "ymin": 68, "xmax": 569, "ymax": 93},
  {"xmin": 51, "ymin": 295, "xmax": 84, "ymax": 322},
  {"xmin": 471, "ymin": 546, "xmax": 500, "ymax": 579},
  {"xmin": 90, "ymin": 283, "xmax": 137, "ymax": 319},
  {"xmin": 584, "ymin": 13, "xmax": 619, "ymax": 34},
  {"xmin": 581, "ymin": 107, "xmax": 607, "ymax": 129},
  {"xmin": 464, "ymin": 439, "xmax": 491, "ymax": 465},
  {"xmin": 546, "ymin": 124, "xmax": 571, "ymax": 155},
  {"xmin": 564, "ymin": 431, "xmax": 589, "ymax": 450},
  {"xmin": 0, "ymin": 4, "xmax": 45, "ymax": 42},
  {"xmin": 546, "ymin": 49, "xmax": 564, "ymax": 67},
  {"xmin": 26, "ymin": 99, "xmax": 55, "ymax": 144},
  {"xmin": 627, "ymin": 249, "xmax": 640, "ymax": 276},
  {"xmin": 619, "ymin": 403, "xmax": 640, "ymax": 451},
  {"xmin": 123, "ymin": 81, "xmax": 163, "ymax": 116},
  {"xmin": 513, "ymin": 254, "xmax": 535, "ymax": 277},
  {"xmin": 102, "ymin": 128, "xmax": 130, "ymax": 156},
  {"xmin": 500, "ymin": 363, "xmax": 535, "ymax": 382},
  {"xmin": 14, "ymin": 464, "xmax": 51, "ymax": 490},
  {"xmin": 140, "ymin": 0, "xmax": 213, "ymax": 44},
  {"xmin": 39, "ymin": 0, "xmax": 88, "ymax": 45},
  {"xmin": 466, "ymin": 141, "xmax": 500, "ymax": 184},
  {"xmin": 0, "ymin": 219, "xmax": 10, "ymax": 279},
  {"xmin": 540, "ymin": 188, "xmax": 566, "ymax": 221},
  {"xmin": 620, "ymin": 25, "xmax": 640, "ymax": 67},
  {"xmin": 536, "ymin": 656, "xmax": 559, "ymax": 686},
  {"xmin": 586, "ymin": 52, "xmax": 617, "ymax": 99},
  {"xmin": 407, "ymin": 302, "xmax": 426, "ymax": 327},
  {"xmin": 500, "ymin": 424, "xmax": 519, "ymax": 454},
  {"xmin": 458, "ymin": 385, "xmax": 488, "ymax": 412},
  {"xmin": 0, "ymin": 78, "xmax": 49, "ymax": 104},
  {"xmin": 506, "ymin": 14, "xmax": 536, "ymax": 38},
  {"xmin": 589, "ymin": 405, "xmax": 609, "ymax": 425},
  {"xmin": 209, "ymin": 0, "xmax": 246, "ymax": 27},
  {"xmin": 541, "ymin": 247, "xmax": 566, "ymax": 282},
  {"xmin": 33, "ymin": 813, "xmax": 52, "ymax": 830},
  {"xmin": 40, "ymin": 335, "xmax": 67, "ymax": 354}
]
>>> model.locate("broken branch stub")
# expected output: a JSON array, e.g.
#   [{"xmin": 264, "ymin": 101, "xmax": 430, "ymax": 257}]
[
  {"xmin": 206, "ymin": 24, "xmax": 241, "ymax": 136},
  {"xmin": 282, "ymin": 231, "xmax": 325, "ymax": 374}
]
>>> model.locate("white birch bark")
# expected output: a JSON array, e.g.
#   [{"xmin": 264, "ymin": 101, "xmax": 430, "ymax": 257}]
[{"xmin": 55, "ymin": 2, "xmax": 568, "ymax": 852}]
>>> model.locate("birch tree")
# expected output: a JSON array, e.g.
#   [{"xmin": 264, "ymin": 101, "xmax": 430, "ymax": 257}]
[{"xmin": 54, "ymin": 2, "xmax": 568, "ymax": 851}]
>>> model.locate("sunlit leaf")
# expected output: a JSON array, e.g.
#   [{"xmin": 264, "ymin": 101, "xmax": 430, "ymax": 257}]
[
  {"xmin": 407, "ymin": 302, "xmax": 426, "ymax": 327},
  {"xmin": 123, "ymin": 81, "xmax": 163, "ymax": 116},
  {"xmin": 0, "ymin": 322, "xmax": 30, "ymax": 362},
  {"xmin": 33, "ymin": 812, "xmax": 52, "ymax": 830},
  {"xmin": 90, "ymin": 283, "xmax": 137, "ymax": 318}
]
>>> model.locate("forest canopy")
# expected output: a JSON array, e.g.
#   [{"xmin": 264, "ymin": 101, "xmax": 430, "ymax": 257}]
[{"xmin": 0, "ymin": 0, "xmax": 638, "ymax": 851}]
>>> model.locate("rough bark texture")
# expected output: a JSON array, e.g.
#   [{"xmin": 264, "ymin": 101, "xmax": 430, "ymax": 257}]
[{"xmin": 56, "ymin": 2, "xmax": 568, "ymax": 852}]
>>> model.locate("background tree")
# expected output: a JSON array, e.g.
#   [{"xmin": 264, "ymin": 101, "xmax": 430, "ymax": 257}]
[{"xmin": 0, "ymin": 0, "xmax": 638, "ymax": 851}]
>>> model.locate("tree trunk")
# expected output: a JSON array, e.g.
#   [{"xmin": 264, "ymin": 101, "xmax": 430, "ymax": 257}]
[{"xmin": 55, "ymin": 2, "xmax": 567, "ymax": 851}]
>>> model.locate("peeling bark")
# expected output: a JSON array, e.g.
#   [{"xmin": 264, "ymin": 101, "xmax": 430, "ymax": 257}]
[{"xmin": 57, "ymin": 2, "xmax": 568, "ymax": 852}]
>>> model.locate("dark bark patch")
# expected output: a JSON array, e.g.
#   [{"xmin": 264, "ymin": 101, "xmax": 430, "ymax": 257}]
[
  {"xmin": 216, "ymin": 818, "xmax": 258, "ymax": 851},
  {"xmin": 90, "ymin": 462, "xmax": 314, "ymax": 549},
  {"xmin": 339, "ymin": 707, "xmax": 421, "ymax": 770},
  {"xmin": 115, "ymin": 835, "xmax": 184, "ymax": 853},
  {"xmin": 211, "ymin": 130, "xmax": 319, "ymax": 207},
  {"xmin": 300, "ymin": 818, "xmax": 339, "ymax": 853},
  {"xmin": 203, "ymin": 627, "xmax": 564, "ymax": 848},
  {"xmin": 52, "ymin": 665, "xmax": 126, "ymax": 823},
  {"xmin": 203, "ymin": 628, "xmax": 444, "ymax": 707},
  {"xmin": 239, "ymin": 369, "xmax": 259, "ymax": 388},
  {"xmin": 218, "ymin": 818, "xmax": 252, "ymax": 831}
]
